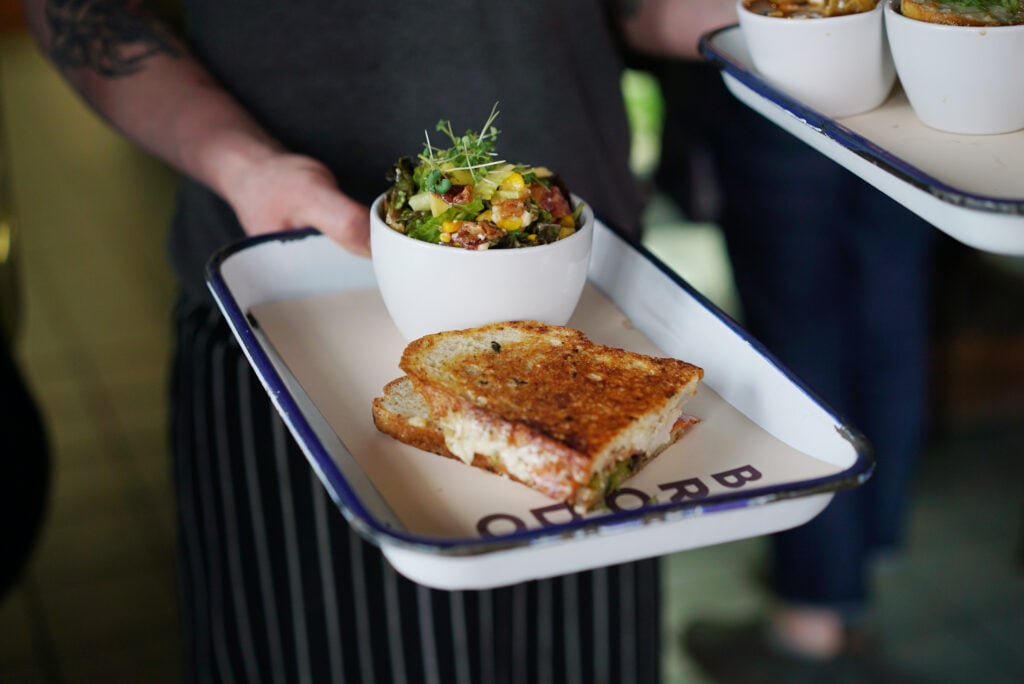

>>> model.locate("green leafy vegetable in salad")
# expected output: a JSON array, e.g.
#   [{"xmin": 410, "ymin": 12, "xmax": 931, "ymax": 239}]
[{"xmin": 383, "ymin": 104, "xmax": 584, "ymax": 250}]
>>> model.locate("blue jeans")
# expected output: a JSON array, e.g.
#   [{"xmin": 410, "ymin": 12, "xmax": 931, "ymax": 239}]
[
  {"xmin": 721, "ymin": 137, "xmax": 934, "ymax": 609},
  {"xmin": 656, "ymin": 61, "xmax": 936, "ymax": 610}
]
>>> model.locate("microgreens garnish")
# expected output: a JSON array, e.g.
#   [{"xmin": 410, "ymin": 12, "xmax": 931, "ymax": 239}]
[{"xmin": 420, "ymin": 102, "xmax": 507, "ymax": 184}]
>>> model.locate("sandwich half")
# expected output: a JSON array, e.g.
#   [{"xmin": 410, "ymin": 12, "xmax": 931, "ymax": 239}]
[{"xmin": 385, "ymin": 321, "xmax": 703, "ymax": 512}]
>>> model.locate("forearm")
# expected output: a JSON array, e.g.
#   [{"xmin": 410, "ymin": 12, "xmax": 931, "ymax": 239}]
[
  {"xmin": 623, "ymin": 0, "xmax": 738, "ymax": 58},
  {"xmin": 21, "ymin": 0, "xmax": 284, "ymax": 204}
]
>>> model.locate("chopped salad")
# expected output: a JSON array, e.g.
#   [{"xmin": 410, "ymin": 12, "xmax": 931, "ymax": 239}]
[{"xmin": 382, "ymin": 105, "xmax": 584, "ymax": 250}]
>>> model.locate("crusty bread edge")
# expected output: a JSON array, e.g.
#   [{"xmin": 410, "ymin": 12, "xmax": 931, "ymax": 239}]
[{"xmin": 371, "ymin": 377, "xmax": 452, "ymax": 458}]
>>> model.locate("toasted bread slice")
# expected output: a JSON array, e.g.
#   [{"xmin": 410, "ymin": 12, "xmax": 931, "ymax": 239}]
[
  {"xmin": 372, "ymin": 376, "xmax": 452, "ymax": 458},
  {"xmin": 900, "ymin": 0, "xmax": 1023, "ymax": 26},
  {"xmin": 374, "ymin": 374, "xmax": 665, "ymax": 487},
  {"xmin": 397, "ymin": 321, "xmax": 703, "ymax": 512}
]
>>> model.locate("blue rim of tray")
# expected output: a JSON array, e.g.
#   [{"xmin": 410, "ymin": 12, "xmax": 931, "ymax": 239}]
[
  {"xmin": 206, "ymin": 225, "xmax": 875, "ymax": 558},
  {"xmin": 699, "ymin": 24, "xmax": 1024, "ymax": 217}
]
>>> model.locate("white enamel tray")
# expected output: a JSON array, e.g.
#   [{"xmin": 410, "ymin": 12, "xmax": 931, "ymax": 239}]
[
  {"xmin": 206, "ymin": 223, "xmax": 872, "ymax": 590},
  {"xmin": 700, "ymin": 24, "xmax": 1024, "ymax": 257}
]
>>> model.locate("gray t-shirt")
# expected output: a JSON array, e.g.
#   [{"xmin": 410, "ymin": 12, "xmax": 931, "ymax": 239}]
[{"xmin": 172, "ymin": 1, "xmax": 644, "ymax": 304}]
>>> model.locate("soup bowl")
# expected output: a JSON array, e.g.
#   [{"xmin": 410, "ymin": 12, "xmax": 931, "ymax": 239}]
[
  {"xmin": 738, "ymin": 0, "xmax": 895, "ymax": 117},
  {"xmin": 885, "ymin": 0, "xmax": 1024, "ymax": 135}
]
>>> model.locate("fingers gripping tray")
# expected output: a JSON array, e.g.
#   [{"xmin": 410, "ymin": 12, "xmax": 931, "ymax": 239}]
[{"xmin": 206, "ymin": 223, "xmax": 872, "ymax": 590}]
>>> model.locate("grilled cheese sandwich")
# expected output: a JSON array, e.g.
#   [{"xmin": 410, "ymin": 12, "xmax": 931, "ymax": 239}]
[{"xmin": 373, "ymin": 321, "xmax": 703, "ymax": 512}]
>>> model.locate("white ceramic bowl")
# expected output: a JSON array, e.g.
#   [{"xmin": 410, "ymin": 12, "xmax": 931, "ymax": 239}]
[
  {"xmin": 370, "ymin": 193, "xmax": 594, "ymax": 341},
  {"xmin": 738, "ymin": 0, "xmax": 895, "ymax": 117},
  {"xmin": 885, "ymin": 1, "xmax": 1024, "ymax": 135}
]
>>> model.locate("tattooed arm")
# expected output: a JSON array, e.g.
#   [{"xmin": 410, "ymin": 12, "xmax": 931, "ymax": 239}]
[
  {"xmin": 22, "ymin": 0, "xmax": 371, "ymax": 255},
  {"xmin": 621, "ymin": 0, "xmax": 737, "ymax": 58}
]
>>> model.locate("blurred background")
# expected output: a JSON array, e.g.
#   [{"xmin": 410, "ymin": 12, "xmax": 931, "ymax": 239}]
[{"xmin": 1, "ymin": 5, "xmax": 1022, "ymax": 683}]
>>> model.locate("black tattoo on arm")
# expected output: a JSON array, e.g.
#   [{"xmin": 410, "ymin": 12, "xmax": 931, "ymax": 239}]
[{"xmin": 46, "ymin": 0, "xmax": 179, "ymax": 77}]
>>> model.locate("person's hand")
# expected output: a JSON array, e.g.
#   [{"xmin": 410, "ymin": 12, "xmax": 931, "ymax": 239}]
[{"xmin": 225, "ymin": 152, "xmax": 371, "ymax": 256}]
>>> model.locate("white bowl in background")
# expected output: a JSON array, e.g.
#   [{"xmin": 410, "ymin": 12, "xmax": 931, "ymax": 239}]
[
  {"xmin": 738, "ymin": 0, "xmax": 895, "ymax": 117},
  {"xmin": 370, "ymin": 193, "xmax": 594, "ymax": 341},
  {"xmin": 885, "ymin": 0, "xmax": 1024, "ymax": 135}
]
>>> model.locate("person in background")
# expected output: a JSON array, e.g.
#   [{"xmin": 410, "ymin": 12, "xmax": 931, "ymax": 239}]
[
  {"xmin": 20, "ymin": 1, "xmax": 738, "ymax": 682},
  {"xmin": 0, "ymin": 103, "xmax": 50, "ymax": 602},
  {"xmin": 0, "ymin": 239, "xmax": 51, "ymax": 602},
  {"xmin": 650, "ymin": 58, "xmax": 937, "ymax": 682}
]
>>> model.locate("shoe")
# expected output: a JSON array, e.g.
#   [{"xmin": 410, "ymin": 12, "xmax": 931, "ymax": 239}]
[{"xmin": 683, "ymin": 618, "xmax": 906, "ymax": 684}]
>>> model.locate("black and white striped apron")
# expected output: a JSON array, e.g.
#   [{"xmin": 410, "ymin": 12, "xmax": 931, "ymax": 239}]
[{"xmin": 170, "ymin": 300, "xmax": 662, "ymax": 684}]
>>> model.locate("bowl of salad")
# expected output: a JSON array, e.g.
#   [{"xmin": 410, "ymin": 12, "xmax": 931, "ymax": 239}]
[{"xmin": 371, "ymin": 106, "xmax": 594, "ymax": 341}]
